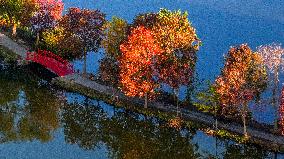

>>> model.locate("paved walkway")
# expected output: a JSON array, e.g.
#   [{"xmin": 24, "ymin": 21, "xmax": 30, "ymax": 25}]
[{"xmin": 0, "ymin": 32, "xmax": 27, "ymax": 58}]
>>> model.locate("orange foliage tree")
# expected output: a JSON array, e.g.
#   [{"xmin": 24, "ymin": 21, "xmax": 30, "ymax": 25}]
[
  {"xmin": 215, "ymin": 44, "xmax": 267, "ymax": 138},
  {"xmin": 133, "ymin": 9, "xmax": 200, "ymax": 106},
  {"xmin": 119, "ymin": 26, "xmax": 163, "ymax": 108},
  {"xmin": 117, "ymin": 9, "xmax": 200, "ymax": 112}
]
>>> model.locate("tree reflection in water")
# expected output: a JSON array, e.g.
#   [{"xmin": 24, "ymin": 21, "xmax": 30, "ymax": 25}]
[
  {"xmin": 63, "ymin": 97, "xmax": 275, "ymax": 159},
  {"xmin": 222, "ymin": 144, "xmax": 269, "ymax": 159},
  {"xmin": 63, "ymin": 98, "xmax": 200, "ymax": 158},
  {"xmin": 62, "ymin": 98, "xmax": 106, "ymax": 150},
  {"xmin": 0, "ymin": 66, "xmax": 62, "ymax": 143},
  {"xmin": 0, "ymin": 65, "xmax": 276, "ymax": 158}
]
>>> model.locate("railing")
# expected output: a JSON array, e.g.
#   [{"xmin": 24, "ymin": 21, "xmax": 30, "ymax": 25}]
[{"xmin": 26, "ymin": 50, "xmax": 74, "ymax": 76}]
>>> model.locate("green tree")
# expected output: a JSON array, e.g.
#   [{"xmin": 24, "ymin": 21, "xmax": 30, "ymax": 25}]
[
  {"xmin": 41, "ymin": 27, "xmax": 84, "ymax": 60},
  {"xmin": 154, "ymin": 8, "xmax": 200, "ymax": 112},
  {"xmin": 100, "ymin": 16, "xmax": 128, "ymax": 86},
  {"xmin": 0, "ymin": 0, "xmax": 37, "ymax": 36}
]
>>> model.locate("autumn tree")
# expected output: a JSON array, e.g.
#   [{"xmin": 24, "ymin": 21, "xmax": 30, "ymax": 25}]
[
  {"xmin": 132, "ymin": 12, "xmax": 158, "ymax": 29},
  {"xmin": 119, "ymin": 26, "xmax": 163, "ymax": 108},
  {"xmin": 257, "ymin": 43, "xmax": 284, "ymax": 130},
  {"xmin": 154, "ymin": 9, "xmax": 200, "ymax": 110},
  {"xmin": 131, "ymin": 9, "xmax": 200, "ymax": 111},
  {"xmin": 215, "ymin": 44, "xmax": 267, "ymax": 138},
  {"xmin": 41, "ymin": 27, "xmax": 84, "ymax": 60},
  {"xmin": 60, "ymin": 7, "xmax": 106, "ymax": 76},
  {"xmin": 0, "ymin": 0, "xmax": 37, "ymax": 36},
  {"xmin": 30, "ymin": 0, "xmax": 64, "ymax": 46},
  {"xmin": 100, "ymin": 16, "xmax": 128, "ymax": 86},
  {"xmin": 0, "ymin": 15, "xmax": 9, "ymax": 29}
]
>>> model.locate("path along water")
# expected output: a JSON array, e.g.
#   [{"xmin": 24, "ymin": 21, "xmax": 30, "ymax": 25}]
[{"xmin": 0, "ymin": 33, "xmax": 27, "ymax": 58}]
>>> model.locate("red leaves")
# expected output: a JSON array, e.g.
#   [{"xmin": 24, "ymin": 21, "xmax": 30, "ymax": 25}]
[
  {"xmin": 60, "ymin": 7, "xmax": 106, "ymax": 52},
  {"xmin": 36, "ymin": 0, "xmax": 64, "ymax": 20},
  {"xmin": 215, "ymin": 44, "xmax": 267, "ymax": 113},
  {"xmin": 119, "ymin": 26, "xmax": 163, "ymax": 98},
  {"xmin": 30, "ymin": 0, "xmax": 63, "ymax": 32},
  {"xmin": 117, "ymin": 9, "xmax": 200, "ymax": 100},
  {"xmin": 156, "ymin": 53, "xmax": 194, "ymax": 89}
]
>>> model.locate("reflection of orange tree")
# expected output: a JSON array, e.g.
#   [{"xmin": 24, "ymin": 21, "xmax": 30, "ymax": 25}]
[
  {"xmin": 21, "ymin": 85, "xmax": 61, "ymax": 141},
  {"xmin": 103, "ymin": 111, "xmax": 200, "ymax": 159},
  {"xmin": 62, "ymin": 99, "xmax": 106, "ymax": 150},
  {"xmin": 215, "ymin": 44, "xmax": 267, "ymax": 138},
  {"xmin": 119, "ymin": 26, "xmax": 163, "ymax": 108},
  {"xmin": 223, "ymin": 142, "xmax": 269, "ymax": 158},
  {"xmin": 0, "ymin": 68, "xmax": 61, "ymax": 142},
  {"xmin": 62, "ymin": 100, "xmax": 200, "ymax": 158},
  {"xmin": 61, "ymin": 100, "xmax": 270, "ymax": 158}
]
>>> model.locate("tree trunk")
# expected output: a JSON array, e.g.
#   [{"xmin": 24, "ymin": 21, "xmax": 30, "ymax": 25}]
[
  {"xmin": 214, "ymin": 101, "xmax": 218, "ymax": 130},
  {"xmin": 36, "ymin": 32, "xmax": 40, "ymax": 48},
  {"xmin": 274, "ymin": 152, "xmax": 278, "ymax": 159},
  {"xmin": 242, "ymin": 103, "xmax": 248, "ymax": 138},
  {"xmin": 144, "ymin": 93, "xmax": 148, "ymax": 109},
  {"xmin": 11, "ymin": 22, "xmax": 17, "ymax": 37},
  {"xmin": 273, "ymin": 68, "xmax": 279, "ymax": 130},
  {"xmin": 83, "ymin": 47, "xmax": 87, "ymax": 77},
  {"xmin": 174, "ymin": 88, "xmax": 179, "ymax": 116},
  {"xmin": 215, "ymin": 137, "xmax": 218, "ymax": 157}
]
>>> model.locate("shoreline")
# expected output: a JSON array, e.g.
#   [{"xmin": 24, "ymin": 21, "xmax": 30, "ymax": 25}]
[{"xmin": 52, "ymin": 73, "xmax": 284, "ymax": 153}]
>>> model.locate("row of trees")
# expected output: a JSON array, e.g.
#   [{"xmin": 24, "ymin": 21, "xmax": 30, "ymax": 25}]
[
  {"xmin": 100, "ymin": 10, "xmax": 284, "ymax": 137},
  {"xmin": 205, "ymin": 43, "xmax": 284, "ymax": 138},
  {"xmin": 101, "ymin": 9, "xmax": 200, "ymax": 110},
  {"xmin": 1, "ymin": 0, "xmax": 284, "ymax": 138}
]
